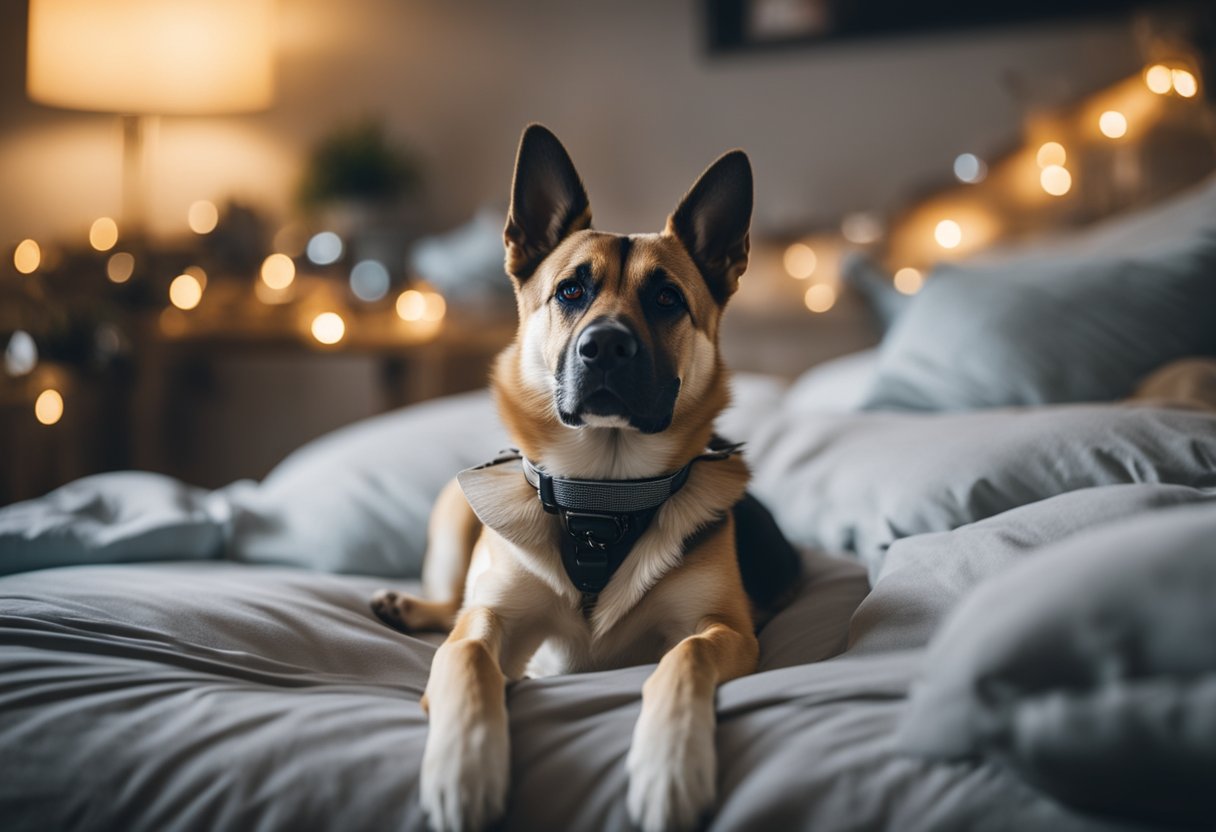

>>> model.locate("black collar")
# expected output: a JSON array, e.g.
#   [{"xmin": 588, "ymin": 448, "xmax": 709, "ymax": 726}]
[{"xmin": 520, "ymin": 441, "xmax": 742, "ymax": 598}]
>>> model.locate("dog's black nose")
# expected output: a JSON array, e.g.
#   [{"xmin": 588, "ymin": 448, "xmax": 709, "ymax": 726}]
[{"xmin": 577, "ymin": 320, "xmax": 638, "ymax": 371}]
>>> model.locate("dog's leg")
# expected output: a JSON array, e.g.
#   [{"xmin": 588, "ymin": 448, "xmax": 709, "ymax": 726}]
[
  {"xmin": 371, "ymin": 478, "xmax": 480, "ymax": 632},
  {"xmin": 419, "ymin": 605, "xmax": 515, "ymax": 832},
  {"xmin": 626, "ymin": 614, "xmax": 759, "ymax": 832}
]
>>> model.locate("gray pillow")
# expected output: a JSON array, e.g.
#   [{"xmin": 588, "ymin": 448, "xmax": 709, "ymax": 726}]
[
  {"xmin": 747, "ymin": 403, "xmax": 1216, "ymax": 578},
  {"xmin": 861, "ymin": 230, "xmax": 1216, "ymax": 411},
  {"xmin": 848, "ymin": 483, "xmax": 1216, "ymax": 655},
  {"xmin": 896, "ymin": 502, "xmax": 1216, "ymax": 827}
]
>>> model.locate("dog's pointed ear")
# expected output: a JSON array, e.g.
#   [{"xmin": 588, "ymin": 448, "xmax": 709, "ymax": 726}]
[
  {"xmin": 504, "ymin": 124, "xmax": 592, "ymax": 281},
  {"xmin": 666, "ymin": 150, "xmax": 752, "ymax": 303}
]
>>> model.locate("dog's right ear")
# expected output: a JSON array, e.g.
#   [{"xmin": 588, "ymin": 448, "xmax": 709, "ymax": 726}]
[{"xmin": 504, "ymin": 124, "xmax": 592, "ymax": 281}]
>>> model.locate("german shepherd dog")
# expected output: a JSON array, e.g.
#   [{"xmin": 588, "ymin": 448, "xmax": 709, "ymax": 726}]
[{"xmin": 372, "ymin": 125, "xmax": 796, "ymax": 832}]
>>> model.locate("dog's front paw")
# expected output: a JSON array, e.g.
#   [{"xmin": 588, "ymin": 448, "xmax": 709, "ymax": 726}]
[
  {"xmin": 420, "ymin": 710, "xmax": 509, "ymax": 832},
  {"xmin": 626, "ymin": 700, "xmax": 716, "ymax": 832}
]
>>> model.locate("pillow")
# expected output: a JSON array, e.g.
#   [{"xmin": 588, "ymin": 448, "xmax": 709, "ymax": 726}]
[
  {"xmin": 862, "ymin": 230, "xmax": 1216, "ymax": 410},
  {"xmin": 746, "ymin": 403, "xmax": 1216, "ymax": 578},
  {"xmin": 0, "ymin": 472, "xmax": 227, "ymax": 575},
  {"xmin": 896, "ymin": 502, "xmax": 1216, "ymax": 827},
  {"xmin": 848, "ymin": 483, "xmax": 1216, "ymax": 655},
  {"xmin": 783, "ymin": 348, "xmax": 879, "ymax": 413}
]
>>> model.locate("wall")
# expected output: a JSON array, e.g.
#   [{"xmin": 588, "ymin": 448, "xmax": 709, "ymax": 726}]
[{"xmin": 0, "ymin": 0, "xmax": 1142, "ymax": 243}]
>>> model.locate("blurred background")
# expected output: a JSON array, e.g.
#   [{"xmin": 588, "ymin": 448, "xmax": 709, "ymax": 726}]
[{"xmin": 2, "ymin": 0, "xmax": 1213, "ymax": 504}]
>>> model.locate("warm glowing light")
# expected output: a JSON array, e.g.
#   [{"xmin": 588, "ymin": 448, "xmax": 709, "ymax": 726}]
[
  {"xmin": 169, "ymin": 273, "xmax": 203, "ymax": 310},
  {"xmin": 187, "ymin": 200, "xmax": 219, "ymax": 234},
  {"xmin": 89, "ymin": 217, "xmax": 118, "ymax": 251},
  {"xmin": 1145, "ymin": 64, "xmax": 1172, "ymax": 95},
  {"xmin": 255, "ymin": 280, "xmax": 292, "ymax": 305},
  {"xmin": 14, "ymin": 239, "xmax": 41, "ymax": 274},
  {"xmin": 260, "ymin": 253, "xmax": 295, "ymax": 290},
  {"xmin": 1035, "ymin": 142, "xmax": 1066, "ymax": 169},
  {"xmin": 1040, "ymin": 164, "xmax": 1072, "ymax": 197},
  {"xmin": 953, "ymin": 153, "xmax": 987, "ymax": 184},
  {"xmin": 34, "ymin": 388, "xmax": 63, "ymax": 426},
  {"xmin": 159, "ymin": 307, "xmax": 187, "ymax": 336},
  {"xmin": 934, "ymin": 220, "xmax": 962, "ymax": 249},
  {"xmin": 311, "ymin": 312, "xmax": 346, "ymax": 345},
  {"xmin": 106, "ymin": 251, "xmax": 135, "ymax": 283},
  {"xmin": 396, "ymin": 289, "xmax": 426, "ymax": 321},
  {"xmin": 893, "ymin": 267, "xmax": 924, "ymax": 295},
  {"xmin": 183, "ymin": 265, "xmax": 207, "ymax": 290},
  {"xmin": 307, "ymin": 231, "xmax": 343, "ymax": 265},
  {"xmin": 1098, "ymin": 110, "xmax": 1128, "ymax": 139},
  {"xmin": 423, "ymin": 291, "xmax": 447, "ymax": 322},
  {"xmin": 803, "ymin": 283, "xmax": 836, "ymax": 313},
  {"xmin": 1172, "ymin": 69, "xmax": 1198, "ymax": 98},
  {"xmin": 350, "ymin": 260, "xmax": 390, "ymax": 302},
  {"xmin": 783, "ymin": 243, "xmax": 817, "ymax": 279}
]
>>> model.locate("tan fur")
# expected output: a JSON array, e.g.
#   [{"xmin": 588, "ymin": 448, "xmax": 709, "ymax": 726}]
[{"xmin": 373, "ymin": 127, "xmax": 757, "ymax": 832}]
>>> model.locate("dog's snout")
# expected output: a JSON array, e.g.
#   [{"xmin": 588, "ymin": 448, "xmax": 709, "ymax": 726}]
[{"xmin": 577, "ymin": 321, "xmax": 638, "ymax": 371}]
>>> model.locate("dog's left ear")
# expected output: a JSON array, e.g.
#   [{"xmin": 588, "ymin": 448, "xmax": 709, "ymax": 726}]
[
  {"xmin": 504, "ymin": 124, "xmax": 592, "ymax": 281},
  {"xmin": 666, "ymin": 150, "xmax": 752, "ymax": 304}
]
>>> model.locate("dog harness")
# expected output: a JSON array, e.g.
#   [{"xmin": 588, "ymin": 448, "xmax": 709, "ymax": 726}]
[{"xmin": 465, "ymin": 440, "xmax": 742, "ymax": 598}]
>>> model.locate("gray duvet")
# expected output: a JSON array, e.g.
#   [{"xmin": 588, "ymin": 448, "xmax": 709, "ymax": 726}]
[{"xmin": 3, "ymin": 393, "xmax": 1215, "ymax": 831}]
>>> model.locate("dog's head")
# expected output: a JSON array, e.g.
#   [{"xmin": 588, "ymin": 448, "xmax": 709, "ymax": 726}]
[{"xmin": 493, "ymin": 124, "xmax": 751, "ymax": 467}]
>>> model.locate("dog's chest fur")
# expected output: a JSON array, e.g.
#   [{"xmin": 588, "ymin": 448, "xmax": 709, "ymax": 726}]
[{"xmin": 458, "ymin": 452, "xmax": 749, "ymax": 678}]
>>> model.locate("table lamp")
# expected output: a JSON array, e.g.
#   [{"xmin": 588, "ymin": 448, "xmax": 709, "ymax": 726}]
[{"xmin": 26, "ymin": 0, "xmax": 275, "ymax": 235}]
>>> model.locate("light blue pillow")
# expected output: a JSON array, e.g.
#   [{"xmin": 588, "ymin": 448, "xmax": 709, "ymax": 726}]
[{"xmin": 862, "ymin": 230, "xmax": 1216, "ymax": 410}]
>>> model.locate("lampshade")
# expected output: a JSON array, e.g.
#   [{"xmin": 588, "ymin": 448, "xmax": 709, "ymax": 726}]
[{"xmin": 27, "ymin": 0, "xmax": 274, "ymax": 115}]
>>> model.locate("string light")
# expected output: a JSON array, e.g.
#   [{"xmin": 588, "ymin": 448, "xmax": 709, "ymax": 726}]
[
  {"xmin": 34, "ymin": 388, "xmax": 63, "ymax": 426},
  {"xmin": 311, "ymin": 312, "xmax": 346, "ymax": 345},
  {"xmin": 89, "ymin": 217, "xmax": 119, "ymax": 251},
  {"xmin": 1145, "ymin": 64, "xmax": 1172, "ymax": 95},
  {"xmin": 306, "ymin": 232, "xmax": 343, "ymax": 265},
  {"xmin": 1172, "ymin": 69, "xmax": 1198, "ymax": 98},
  {"xmin": 423, "ymin": 291, "xmax": 447, "ymax": 322},
  {"xmin": 14, "ymin": 239, "xmax": 40, "ymax": 274},
  {"xmin": 169, "ymin": 273, "xmax": 203, "ymax": 310},
  {"xmin": 803, "ymin": 283, "xmax": 836, "ymax": 313},
  {"xmin": 261, "ymin": 253, "xmax": 295, "ymax": 290},
  {"xmin": 396, "ymin": 289, "xmax": 425, "ymax": 321},
  {"xmin": 893, "ymin": 267, "xmax": 924, "ymax": 295},
  {"xmin": 107, "ymin": 252, "xmax": 135, "ymax": 283},
  {"xmin": 934, "ymin": 220, "xmax": 962, "ymax": 249},
  {"xmin": 183, "ymin": 265, "xmax": 208, "ymax": 291},
  {"xmin": 1098, "ymin": 110, "xmax": 1128, "ymax": 139},
  {"xmin": 1035, "ymin": 142, "xmax": 1066, "ymax": 169},
  {"xmin": 187, "ymin": 200, "xmax": 218, "ymax": 234},
  {"xmin": 783, "ymin": 243, "xmax": 817, "ymax": 279},
  {"xmin": 1040, "ymin": 164, "xmax": 1072, "ymax": 197}
]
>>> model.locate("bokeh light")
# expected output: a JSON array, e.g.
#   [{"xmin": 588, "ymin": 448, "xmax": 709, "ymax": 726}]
[
  {"xmin": 187, "ymin": 200, "xmax": 219, "ymax": 234},
  {"xmin": 4, "ymin": 330, "xmax": 38, "ymax": 376},
  {"xmin": 396, "ymin": 289, "xmax": 426, "ymax": 321},
  {"xmin": 261, "ymin": 253, "xmax": 296, "ymax": 290},
  {"xmin": 803, "ymin": 283, "xmax": 837, "ymax": 313},
  {"xmin": 1145, "ymin": 64, "xmax": 1172, "ymax": 94},
  {"xmin": 34, "ymin": 388, "xmax": 63, "ymax": 426},
  {"xmin": 953, "ymin": 153, "xmax": 987, "ymax": 184},
  {"xmin": 1098, "ymin": 110, "xmax": 1127, "ymax": 139},
  {"xmin": 1035, "ymin": 142, "xmax": 1066, "ymax": 169},
  {"xmin": 934, "ymin": 220, "xmax": 962, "ymax": 249},
  {"xmin": 169, "ymin": 273, "xmax": 203, "ymax": 310},
  {"xmin": 183, "ymin": 265, "xmax": 208, "ymax": 290},
  {"xmin": 14, "ymin": 239, "xmax": 41, "ymax": 274},
  {"xmin": 1040, "ymin": 164, "xmax": 1072, "ymax": 197},
  {"xmin": 350, "ymin": 260, "xmax": 390, "ymax": 302},
  {"xmin": 1172, "ymin": 69, "xmax": 1198, "ymax": 98},
  {"xmin": 306, "ymin": 231, "xmax": 344, "ymax": 265},
  {"xmin": 783, "ymin": 243, "xmax": 817, "ymax": 279},
  {"xmin": 89, "ymin": 217, "xmax": 119, "ymax": 251},
  {"xmin": 423, "ymin": 291, "xmax": 447, "ymax": 322},
  {"xmin": 106, "ymin": 251, "xmax": 135, "ymax": 283},
  {"xmin": 893, "ymin": 267, "xmax": 924, "ymax": 295},
  {"xmin": 841, "ymin": 212, "xmax": 882, "ymax": 245},
  {"xmin": 311, "ymin": 312, "xmax": 346, "ymax": 345}
]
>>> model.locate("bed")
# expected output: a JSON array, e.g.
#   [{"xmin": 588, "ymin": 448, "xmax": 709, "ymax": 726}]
[{"xmin": 3, "ymin": 176, "xmax": 1216, "ymax": 831}]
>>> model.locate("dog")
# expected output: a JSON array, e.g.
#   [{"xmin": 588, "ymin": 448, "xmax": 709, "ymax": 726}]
[{"xmin": 372, "ymin": 124, "xmax": 798, "ymax": 832}]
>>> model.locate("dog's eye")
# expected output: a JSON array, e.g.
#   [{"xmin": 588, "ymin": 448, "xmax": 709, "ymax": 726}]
[
  {"xmin": 556, "ymin": 280, "xmax": 585, "ymax": 303},
  {"xmin": 656, "ymin": 286, "xmax": 684, "ymax": 308}
]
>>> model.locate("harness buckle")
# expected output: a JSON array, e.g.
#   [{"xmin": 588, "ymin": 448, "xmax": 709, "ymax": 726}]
[{"xmin": 562, "ymin": 511, "xmax": 630, "ymax": 547}]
